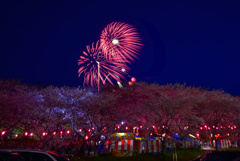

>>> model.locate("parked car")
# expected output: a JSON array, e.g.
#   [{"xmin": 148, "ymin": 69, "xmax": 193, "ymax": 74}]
[
  {"xmin": 191, "ymin": 150, "xmax": 240, "ymax": 161},
  {"xmin": 0, "ymin": 149, "xmax": 70, "ymax": 161},
  {"xmin": 0, "ymin": 151, "xmax": 25, "ymax": 161}
]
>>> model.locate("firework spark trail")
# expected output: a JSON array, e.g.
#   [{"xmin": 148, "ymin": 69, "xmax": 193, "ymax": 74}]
[
  {"xmin": 78, "ymin": 41, "xmax": 130, "ymax": 87},
  {"xmin": 100, "ymin": 22, "xmax": 142, "ymax": 63}
]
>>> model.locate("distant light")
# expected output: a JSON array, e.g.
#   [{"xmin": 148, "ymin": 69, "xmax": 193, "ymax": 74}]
[
  {"xmin": 140, "ymin": 126, "xmax": 142, "ymax": 128},
  {"xmin": 79, "ymin": 129, "xmax": 82, "ymax": 132},
  {"xmin": 43, "ymin": 132, "xmax": 46, "ymax": 136},
  {"xmin": 53, "ymin": 132, "xmax": 56, "ymax": 135},
  {"xmin": 125, "ymin": 127, "xmax": 128, "ymax": 130},
  {"xmin": 1, "ymin": 131, "xmax": 6, "ymax": 135},
  {"xmin": 117, "ymin": 126, "xmax": 120, "ymax": 129},
  {"xmin": 25, "ymin": 132, "xmax": 28, "ymax": 136},
  {"xmin": 112, "ymin": 38, "xmax": 119, "ymax": 45},
  {"xmin": 15, "ymin": 134, "xmax": 18, "ymax": 138},
  {"xmin": 152, "ymin": 126, "xmax": 155, "ymax": 128},
  {"xmin": 30, "ymin": 133, "xmax": 33, "ymax": 136},
  {"xmin": 66, "ymin": 130, "xmax": 70, "ymax": 134},
  {"xmin": 121, "ymin": 68, "xmax": 126, "ymax": 72},
  {"xmin": 121, "ymin": 122, "xmax": 124, "ymax": 125},
  {"xmin": 128, "ymin": 81, "xmax": 132, "ymax": 86},
  {"xmin": 85, "ymin": 136, "xmax": 88, "ymax": 140},
  {"xmin": 131, "ymin": 77, "xmax": 136, "ymax": 82}
]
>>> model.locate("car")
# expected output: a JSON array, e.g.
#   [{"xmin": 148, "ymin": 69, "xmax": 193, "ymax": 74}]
[
  {"xmin": 0, "ymin": 149, "xmax": 70, "ymax": 161},
  {"xmin": 0, "ymin": 151, "xmax": 25, "ymax": 161},
  {"xmin": 191, "ymin": 150, "xmax": 240, "ymax": 161}
]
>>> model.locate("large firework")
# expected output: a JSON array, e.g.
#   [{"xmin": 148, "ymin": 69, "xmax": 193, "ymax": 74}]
[
  {"xmin": 78, "ymin": 41, "xmax": 130, "ymax": 87},
  {"xmin": 100, "ymin": 22, "xmax": 142, "ymax": 63}
]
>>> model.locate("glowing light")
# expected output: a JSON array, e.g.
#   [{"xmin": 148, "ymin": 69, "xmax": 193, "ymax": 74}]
[
  {"xmin": 189, "ymin": 134, "xmax": 196, "ymax": 138},
  {"xmin": 92, "ymin": 127, "xmax": 95, "ymax": 130},
  {"xmin": 88, "ymin": 129, "xmax": 91, "ymax": 132},
  {"xmin": 227, "ymin": 133, "xmax": 230, "ymax": 136},
  {"xmin": 213, "ymin": 126, "xmax": 215, "ymax": 128},
  {"xmin": 30, "ymin": 133, "xmax": 33, "ymax": 136},
  {"xmin": 53, "ymin": 132, "xmax": 56, "ymax": 135},
  {"xmin": 66, "ymin": 130, "xmax": 70, "ymax": 134},
  {"xmin": 126, "ymin": 127, "xmax": 128, "ymax": 130},
  {"xmin": 131, "ymin": 77, "xmax": 136, "ymax": 82},
  {"xmin": 208, "ymin": 127, "xmax": 210, "ymax": 130},
  {"xmin": 216, "ymin": 127, "xmax": 219, "ymax": 129},
  {"xmin": 210, "ymin": 134, "xmax": 213, "ymax": 137},
  {"xmin": 15, "ymin": 134, "xmax": 18, "ymax": 138},
  {"xmin": 79, "ymin": 129, "xmax": 82, "ymax": 132},
  {"xmin": 121, "ymin": 121, "xmax": 124, "ymax": 125},
  {"xmin": 43, "ymin": 132, "xmax": 46, "ymax": 136},
  {"xmin": 204, "ymin": 125, "xmax": 207, "ymax": 128},
  {"xmin": 196, "ymin": 133, "xmax": 199, "ymax": 137},
  {"xmin": 25, "ymin": 132, "xmax": 28, "ymax": 136},
  {"xmin": 150, "ymin": 133, "xmax": 152, "ymax": 136},
  {"xmin": 1, "ymin": 131, "xmax": 6, "ymax": 135},
  {"xmin": 85, "ymin": 136, "xmax": 88, "ymax": 140},
  {"xmin": 112, "ymin": 38, "xmax": 119, "ymax": 45},
  {"xmin": 128, "ymin": 81, "xmax": 133, "ymax": 86},
  {"xmin": 140, "ymin": 126, "xmax": 142, "ymax": 128},
  {"xmin": 200, "ymin": 127, "xmax": 203, "ymax": 130},
  {"xmin": 162, "ymin": 126, "xmax": 165, "ymax": 128},
  {"xmin": 60, "ymin": 131, "xmax": 63, "ymax": 135}
]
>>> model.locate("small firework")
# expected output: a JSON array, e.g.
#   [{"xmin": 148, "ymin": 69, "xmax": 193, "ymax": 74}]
[
  {"xmin": 78, "ymin": 41, "xmax": 130, "ymax": 87},
  {"xmin": 100, "ymin": 22, "xmax": 142, "ymax": 63}
]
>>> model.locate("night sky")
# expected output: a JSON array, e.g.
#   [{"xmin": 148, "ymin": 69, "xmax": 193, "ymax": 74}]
[{"xmin": 1, "ymin": 1, "xmax": 240, "ymax": 96}]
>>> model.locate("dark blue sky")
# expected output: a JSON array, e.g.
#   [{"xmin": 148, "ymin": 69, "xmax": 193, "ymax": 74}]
[{"xmin": 1, "ymin": 1, "xmax": 240, "ymax": 96}]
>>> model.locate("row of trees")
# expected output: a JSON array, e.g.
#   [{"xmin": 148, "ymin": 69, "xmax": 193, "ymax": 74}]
[{"xmin": 1, "ymin": 79, "xmax": 240, "ymax": 151}]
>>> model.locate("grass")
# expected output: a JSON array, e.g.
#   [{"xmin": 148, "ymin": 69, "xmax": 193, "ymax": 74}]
[{"xmin": 67, "ymin": 149, "xmax": 207, "ymax": 161}]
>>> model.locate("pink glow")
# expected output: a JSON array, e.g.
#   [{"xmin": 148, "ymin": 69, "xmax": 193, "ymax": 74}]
[
  {"xmin": 24, "ymin": 132, "xmax": 28, "ymax": 136},
  {"xmin": 53, "ymin": 132, "xmax": 56, "ymax": 135},
  {"xmin": 30, "ymin": 133, "xmax": 33, "ymax": 136},
  {"xmin": 131, "ymin": 77, "xmax": 136, "ymax": 83},
  {"xmin": 66, "ymin": 130, "xmax": 70, "ymax": 134},
  {"xmin": 128, "ymin": 81, "xmax": 133, "ymax": 86},
  {"xmin": 79, "ymin": 129, "xmax": 82, "ymax": 132},
  {"xmin": 1, "ymin": 131, "xmax": 6, "ymax": 135},
  {"xmin": 85, "ymin": 136, "xmax": 88, "ymax": 140},
  {"xmin": 15, "ymin": 134, "xmax": 18, "ymax": 138},
  {"xmin": 126, "ymin": 127, "xmax": 129, "ymax": 130}
]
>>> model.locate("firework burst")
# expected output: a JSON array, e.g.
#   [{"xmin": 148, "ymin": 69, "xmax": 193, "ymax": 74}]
[
  {"xmin": 78, "ymin": 41, "xmax": 130, "ymax": 87},
  {"xmin": 100, "ymin": 22, "xmax": 142, "ymax": 63}
]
